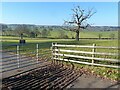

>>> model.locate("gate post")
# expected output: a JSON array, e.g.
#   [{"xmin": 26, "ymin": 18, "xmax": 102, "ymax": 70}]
[
  {"xmin": 55, "ymin": 43, "xmax": 59, "ymax": 64},
  {"xmin": 92, "ymin": 43, "xmax": 96, "ymax": 64},
  {"xmin": 52, "ymin": 43, "xmax": 55, "ymax": 64},
  {"xmin": 36, "ymin": 44, "xmax": 39, "ymax": 63},
  {"xmin": 17, "ymin": 45, "xmax": 20, "ymax": 68}
]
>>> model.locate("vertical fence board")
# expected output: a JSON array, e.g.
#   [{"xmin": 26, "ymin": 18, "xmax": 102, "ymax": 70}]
[
  {"xmin": 17, "ymin": 45, "xmax": 20, "ymax": 68},
  {"xmin": 92, "ymin": 44, "xmax": 96, "ymax": 64},
  {"xmin": 36, "ymin": 44, "xmax": 39, "ymax": 63}
]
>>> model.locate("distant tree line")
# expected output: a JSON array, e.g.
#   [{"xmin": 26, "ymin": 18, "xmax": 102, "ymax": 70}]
[
  {"xmin": 1, "ymin": 24, "xmax": 117, "ymax": 39},
  {"xmin": 1, "ymin": 24, "xmax": 52, "ymax": 38},
  {"xmin": 1, "ymin": 24, "xmax": 69, "ymax": 39}
]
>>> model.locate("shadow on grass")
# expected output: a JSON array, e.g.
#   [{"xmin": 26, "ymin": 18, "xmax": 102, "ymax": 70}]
[
  {"xmin": 2, "ymin": 39, "xmax": 95, "ymax": 49},
  {"xmin": 2, "ymin": 39, "xmax": 116, "ymax": 49}
]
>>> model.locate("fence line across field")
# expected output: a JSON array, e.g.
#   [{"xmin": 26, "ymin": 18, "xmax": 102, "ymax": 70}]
[
  {"xmin": 52, "ymin": 43, "xmax": 120, "ymax": 68},
  {"xmin": 53, "ymin": 44, "xmax": 120, "ymax": 49}
]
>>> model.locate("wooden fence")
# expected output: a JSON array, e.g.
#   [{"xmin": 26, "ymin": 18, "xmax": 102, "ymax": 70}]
[{"xmin": 52, "ymin": 43, "xmax": 120, "ymax": 68}]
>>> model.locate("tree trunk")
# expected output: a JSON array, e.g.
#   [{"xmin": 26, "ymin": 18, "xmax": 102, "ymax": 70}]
[{"xmin": 76, "ymin": 30, "xmax": 79, "ymax": 41}]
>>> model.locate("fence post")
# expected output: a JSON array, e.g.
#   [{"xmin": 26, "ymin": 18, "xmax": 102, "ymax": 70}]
[
  {"xmin": 36, "ymin": 44, "xmax": 39, "ymax": 63},
  {"xmin": 92, "ymin": 43, "xmax": 96, "ymax": 64},
  {"xmin": 52, "ymin": 43, "xmax": 55, "ymax": 63},
  {"xmin": 51, "ymin": 43, "xmax": 54, "ymax": 59},
  {"xmin": 51, "ymin": 43, "xmax": 53, "ymax": 63},
  {"xmin": 55, "ymin": 43, "xmax": 58, "ymax": 64},
  {"xmin": 17, "ymin": 45, "xmax": 20, "ymax": 68}
]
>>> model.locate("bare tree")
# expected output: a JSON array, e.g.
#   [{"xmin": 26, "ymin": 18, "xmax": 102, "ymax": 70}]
[{"xmin": 63, "ymin": 6, "xmax": 96, "ymax": 41}]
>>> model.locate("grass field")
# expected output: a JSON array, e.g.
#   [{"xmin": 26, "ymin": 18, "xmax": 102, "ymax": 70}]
[
  {"xmin": 2, "ymin": 29, "xmax": 118, "ymax": 39},
  {"xmin": 48, "ymin": 30, "xmax": 118, "ymax": 38},
  {"xmin": 1, "ymin": 33, "xmax": 119, "ymax": 81}
]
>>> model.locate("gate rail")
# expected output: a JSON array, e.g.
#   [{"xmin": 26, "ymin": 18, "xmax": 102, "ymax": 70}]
[{"xmin": 1, "ymin": 43, "xmax": 52, "ymax": 78}]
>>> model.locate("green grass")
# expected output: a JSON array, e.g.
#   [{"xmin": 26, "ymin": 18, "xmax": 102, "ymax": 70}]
[
  {"xmin": 48, "ymin": 30, "xmax": 118, "ymax": 38},
  {"xmin": 3, "ymin": 30, "xmax": 117, "ymax": 39},
  {"xmin": 80, "ymin": 30, "xmax": 118, "ymax": 38},
  {"xmin": 1, "ymin": 35, "xmax": 119, "ymax": 81}
]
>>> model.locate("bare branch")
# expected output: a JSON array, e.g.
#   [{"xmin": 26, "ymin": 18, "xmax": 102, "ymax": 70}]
[
  {"xmin": 63, "ymin": 5, "xmax": 96, "ymax": 41},
  {"xmin": 77, "ymin": 6, "xmax": 84, "ymax": 20},
  {"xmin": 80, "ymin": 24, "xmax": 90, "ymax": 29}
]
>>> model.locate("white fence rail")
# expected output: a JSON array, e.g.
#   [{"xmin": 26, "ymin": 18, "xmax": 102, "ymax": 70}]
[{"xmin": 52, "ymin": 43, "xmax": 120, "ymax": 68}]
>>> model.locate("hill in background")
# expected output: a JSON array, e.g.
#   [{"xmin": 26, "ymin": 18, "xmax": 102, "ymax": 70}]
[{"xmin": 1, "ymin": 24, "xmax": 119, "ymax": 39}]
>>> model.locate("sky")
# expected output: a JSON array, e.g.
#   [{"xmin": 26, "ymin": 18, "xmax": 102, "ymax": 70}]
[{"xmin": 1, "ymin": 2, "xmax": 118, "ymax": 26}]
